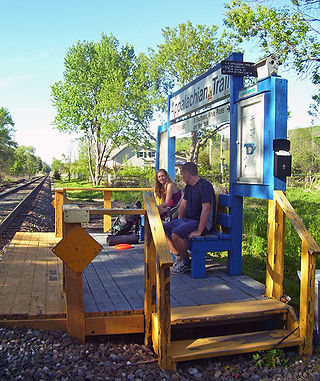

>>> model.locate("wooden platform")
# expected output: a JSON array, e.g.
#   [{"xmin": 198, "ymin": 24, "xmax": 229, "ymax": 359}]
[
  {"xmin": 0, "ymin": 232, "xmax": 64, "ymax": 319},
  {"xmin": 0, "ymin": 232, "xmax": 266, "ymax": 332}
]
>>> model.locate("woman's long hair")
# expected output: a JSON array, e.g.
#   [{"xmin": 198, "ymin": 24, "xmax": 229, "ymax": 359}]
[{"xmin": 154, "ymin": 169, "xmax": 174, "ymax": 200}]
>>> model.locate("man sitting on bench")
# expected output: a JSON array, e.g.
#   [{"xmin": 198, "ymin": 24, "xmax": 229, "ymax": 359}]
[{"xmin": 163, "ymin": 162, "xmax": 216, "ymax": 274}]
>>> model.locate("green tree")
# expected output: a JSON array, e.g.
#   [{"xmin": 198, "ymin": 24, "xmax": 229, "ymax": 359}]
[
  {"xmin": 11, "ymin": 146, "xmax": 41, "ymax": 177},
  {"xmin": 70, "ymin": 140, "xmax": 91, "ymax": 181},
  {"xmin": 224, "ymin": 0, "xmax": 320, "ymax": 118},
  {"xmin": 289, "ymin": 126, "xmax": 320, "ymax": 182},
  {"xmin": 51, "ymin": 158, "xmax": 65, "ymax": 180},
  {"xmin": 0, "ymin": 107, "xmax": 17, "ymax": 180},
  {"xmin": 151, "ymin": 21, "xmax": 238, "ymax": 164},
  {"xmin": 51, "ymin": 34, "xmax": 159, "ymax": 186}
]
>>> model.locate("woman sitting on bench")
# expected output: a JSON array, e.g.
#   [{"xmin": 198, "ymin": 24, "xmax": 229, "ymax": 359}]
[{"xmin": 154, "ymin": 169, "xmax": 181, "ymax": 219}]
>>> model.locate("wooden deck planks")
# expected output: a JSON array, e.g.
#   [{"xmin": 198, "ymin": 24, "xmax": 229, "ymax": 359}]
[
  {"xmin": 0, "ymin": 232, "xmax": 64, "ymax": 318},
  {"xmin": 0, "ymin": 232, "xmax": 266, "ymax": 322}
]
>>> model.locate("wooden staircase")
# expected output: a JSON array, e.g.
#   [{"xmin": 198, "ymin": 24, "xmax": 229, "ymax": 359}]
[{"xmin": 152, "ymin": 299, "xmax": 303, "ymax": 368}]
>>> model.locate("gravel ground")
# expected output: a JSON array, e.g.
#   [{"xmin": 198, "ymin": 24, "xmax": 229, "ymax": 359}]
[{"xmin": 0, "ymin": 178, "xmax": 320, "ymax": 380}]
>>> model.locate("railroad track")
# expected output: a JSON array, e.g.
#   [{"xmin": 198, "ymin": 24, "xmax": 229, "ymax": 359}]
[{"xmin": 0, "ymin": 176, "xmax": 48, "ymax": 235}]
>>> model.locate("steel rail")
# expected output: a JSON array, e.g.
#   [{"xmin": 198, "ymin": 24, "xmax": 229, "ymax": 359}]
[
  {"xmin": 0, "ymin": 176, "xmax": 47, "ymax": 235},
  {"xmin": 0, "ymin": 176, "xmax": 46, "ymax": 200}
]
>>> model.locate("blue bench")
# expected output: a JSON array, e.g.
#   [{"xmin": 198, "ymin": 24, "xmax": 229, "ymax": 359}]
[{"xmin": 190, "ymin": 193, "xmax": 238, "ymax": 278}]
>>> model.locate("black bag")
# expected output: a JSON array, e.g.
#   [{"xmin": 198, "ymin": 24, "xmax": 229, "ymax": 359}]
[{"xmin": 108, "ymin": 201, "xmax": 141, "ymax": 240}]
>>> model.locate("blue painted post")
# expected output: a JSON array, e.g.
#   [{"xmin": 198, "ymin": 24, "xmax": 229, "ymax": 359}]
[
  {"xmin": 167, "ymin": 129, "xmax": 176, "ymax": 181},
  {"xmin": 229, "ymin": 52, "xmax": 244, "ymax": 276}
]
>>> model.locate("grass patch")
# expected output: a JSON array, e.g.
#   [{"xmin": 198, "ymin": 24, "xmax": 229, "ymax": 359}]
[{"xmin": 240, "ymin": 187, "xmax": 320, "ymax": 307}]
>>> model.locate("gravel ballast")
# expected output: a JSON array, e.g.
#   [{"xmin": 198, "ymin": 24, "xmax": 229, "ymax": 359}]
[{"xmin": 0, "ymin": 178, "xmax": 320, "ymax": 380}]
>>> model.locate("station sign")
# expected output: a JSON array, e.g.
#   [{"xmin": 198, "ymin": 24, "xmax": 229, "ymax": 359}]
[
  {"xmin": 169, "ymin": 102, "xmax": 230, "ymax": 137},
  {"xmin": 169, "ymin": 64, "xmax": 230, "ymax": 122}
]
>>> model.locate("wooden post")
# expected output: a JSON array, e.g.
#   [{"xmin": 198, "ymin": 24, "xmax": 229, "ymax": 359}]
[
  {"xmin": 266, "ymin": 199, "xmax": 275, "ymax": 297},
  {"xmin": 156, "ymin": 264, "xmax": 173, "ymax": 370},
  {"xmin": 104, "ymin": 190, "xmax": 112, "ymax": 232},
  {"xmin": 144, "ymin": 216, "xmax": 156, "ymax": 347},
  {"xmin": 63, "ymin": 222, "xmax": 85, "ymax": 343},
  {"xmin": 299, "ymin": 238, "xmax": 316, "ymax": 355},
  {"xmin": 266, "ymin": 196, "xmax": 285, "ymax": 300},
  {"xmin": 55, "ymin": 189, "xmax": 65, "ymax": 238}
]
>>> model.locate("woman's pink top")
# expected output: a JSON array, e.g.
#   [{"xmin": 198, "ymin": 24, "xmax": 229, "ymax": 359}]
[{"xmin": 168, "ymin": 190, "xmax": 181, "ymax": 208}]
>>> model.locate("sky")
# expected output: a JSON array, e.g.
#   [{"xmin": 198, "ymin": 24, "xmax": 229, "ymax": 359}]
[{"xmin": 0, "ymin": 0, "xmax": 318, "ymax": 165}]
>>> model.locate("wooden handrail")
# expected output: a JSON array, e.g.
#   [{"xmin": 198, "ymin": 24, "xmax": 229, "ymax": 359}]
[
  {"xmin": 143, "ymin": 191, "xmax": 173, "ymax": 267},
  {"xmin": 55, "ymin": 187, "xmax": 153, "ymax": 192},
  {"xmin": 267, "ymin": 190, "xmax": 320, "ymax": 356},
  {"xmin": 88, "ymin": 208, "xmax": 146, "ymax": 216},
  {"xmin": 274, "ymin": 190, "xmax": 320, "ymax": 255},
  {"xmin": 143, "ymin": 191, "xmax": 173, "ymax": 369}
]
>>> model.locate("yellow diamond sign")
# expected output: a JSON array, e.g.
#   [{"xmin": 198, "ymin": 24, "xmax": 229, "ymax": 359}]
[{"xmin": 52, "ymin": 225, "xmax": 103, "ymax": 273}]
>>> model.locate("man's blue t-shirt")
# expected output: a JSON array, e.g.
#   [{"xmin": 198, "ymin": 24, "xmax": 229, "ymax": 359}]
[{"xmin": 183, "ymin": 178, "xmax": 215, "ymax": 232}]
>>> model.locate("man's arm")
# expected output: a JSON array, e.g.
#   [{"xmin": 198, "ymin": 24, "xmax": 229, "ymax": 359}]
[
  {"xmin": 188, "ymin": 202, "xmax": 211, "ymax": 239},
  {"xmin": 178, "ymin": 199, "xmax": 187, "ymax": 219}
]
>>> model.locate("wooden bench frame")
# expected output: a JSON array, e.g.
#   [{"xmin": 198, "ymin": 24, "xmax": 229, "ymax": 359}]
[{"xmin": 190, "ymin": 193, "xmax": 238, "ymax": 278}]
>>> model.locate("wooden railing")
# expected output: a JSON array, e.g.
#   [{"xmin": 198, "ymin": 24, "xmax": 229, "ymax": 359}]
[
  {"xmin": 53, "ymin": 188, "xmax": 174, "ymax": 369},
  {"xmin": 54, "ymin": 202, "xmax": 146, "ymax": 343},
  {"xmin": 266, "ymin": 190, "xmax": 320, "ymax": 355},
  {"xmin": 143, "ymin": 191, "xmax": 174, "ymax": 369},
  {"xmin": 54, "ymin": 187, "xmax": 152, "ymax": 238}
]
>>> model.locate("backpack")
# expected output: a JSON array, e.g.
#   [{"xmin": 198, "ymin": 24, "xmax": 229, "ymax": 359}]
[{"xmin": 110, "ymin": 201, "xmax": 141, "ymax": 236}]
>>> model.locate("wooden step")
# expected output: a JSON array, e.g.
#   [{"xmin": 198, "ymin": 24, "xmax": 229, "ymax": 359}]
[
  {"xmin": 170, "ymin": 329, "xmax": 303, "ymax": 362},
  {"xmin": 170, "ymin": 299, "xmax": 290, "ymax": 326}
]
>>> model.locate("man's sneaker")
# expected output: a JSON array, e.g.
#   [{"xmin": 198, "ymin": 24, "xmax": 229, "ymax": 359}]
[
  {"xmin": 170, "ymin": 260, "xmax": 191, "ymax": 274},
  {"xmin": 173, "ymin": 255, "xmax": 182, "ymax": 263}
]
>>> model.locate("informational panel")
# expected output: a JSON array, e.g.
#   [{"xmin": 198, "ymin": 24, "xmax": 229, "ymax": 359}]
[
  {"xmin": 237, "ymin": 94, "xmax": 264, "ymax": 184},
  {"xmin": 169, "ymin": 103, "xmax": 230, "ymax": 137}
]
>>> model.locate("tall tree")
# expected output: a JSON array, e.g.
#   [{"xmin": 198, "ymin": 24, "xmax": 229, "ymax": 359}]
[
  {"xmin": 11, "ymin": 146, "xmax": 42, "ymax": 177},
  {"xmin": 51, "ymin": 34, "xmax": 159, "ymax": 186},
  {"xmin": 0, "ymin": 107, "xmax": 16, "ymax": 180},
  {"xmin": 151, "ymin": 21, "xmax": 238, "ymax": 163},
  {"xmin": 224, "ymin": 0, "xmax": 320, "ymax": 118}
]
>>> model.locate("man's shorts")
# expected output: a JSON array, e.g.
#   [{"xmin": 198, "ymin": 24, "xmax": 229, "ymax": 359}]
[{"xmin": 163, "ymin": 218, "xmax": 199, "ymax": 240}]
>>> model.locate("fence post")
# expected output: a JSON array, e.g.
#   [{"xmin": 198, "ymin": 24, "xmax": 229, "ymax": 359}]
[
  {"xmin": 144, "ymin": 216, "xmax": 156, "ymax": 347},
  {"xmin": 266, "ymin": 195, "xmax": 285, "ymax": 300},
  {"xmin": 157, "ymin": 264, "xmax": 173, "ymax": 370},
  {"xmin": 299, "ymin": 238, "xmax": 316, "ymax": 355},
  {"xmin": 63, "ymin": 221, "xmax": 85, "ymax": 343},
  {"xmin": 104, "ymin": 190, "xmax": 112, "ymax": 232},
  {"xmin": 55, "ymin": 189, "xmax": 65, "ymax": 238}
]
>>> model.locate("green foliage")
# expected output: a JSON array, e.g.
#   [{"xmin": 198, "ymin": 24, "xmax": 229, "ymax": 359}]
[
  {"xmin": 253, "ymin": 349, "xmax": 289, "ymax": 369},
  {"xmin": 115, "ymin": 164, "xmax": 154, "ymax": 187},
  {"xmin": 51, "ymin": 158, "xmax": 65, "ymax": 179},
  {"xmin": 0, "ymin": 107, "xmax": 17, "ymax": 180},
  {"xmin": 288, "ymin": 126, "xmax": 320, "ymax": 181},
  {"xmin": 11, "ymin": 146, "xmax": 42, "ymax": 177},
  {"xmin": 54, "ymin": 163, "xmax": 154, "ymax": 204},
  {"xmin": 51, "ymin": 34, "xmax": 159, "ymax": 186},
  {"xmin": 240, "ymin": 187, "xmax": 320, "ymax": 307},
  {"xmin": 224, "ymin": 0, "xmax": 320, "ymax": 119}
]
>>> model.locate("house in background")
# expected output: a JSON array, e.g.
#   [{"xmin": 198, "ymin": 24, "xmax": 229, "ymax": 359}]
[{"xmin": 105, "ymin": 145, "xmax": 157, "ymax": 169}]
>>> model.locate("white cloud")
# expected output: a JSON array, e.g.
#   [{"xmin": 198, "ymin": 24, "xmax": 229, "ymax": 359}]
[{"xmin": 0, "ymin": 74, "xmax": 36, "ymax": 87}]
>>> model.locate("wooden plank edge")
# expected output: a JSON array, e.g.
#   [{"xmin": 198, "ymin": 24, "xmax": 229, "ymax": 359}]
[
  {"xmin": 170, "ymin": 300, "xmax": 290, "ymax": 324},
  {"xmin": 171, "ymin": 329, "xmax": 303, "ymax": 362},
  {"xmin": 0, "ymin": 318, "xmax": 67, "ymax": 332},
  {"xmin": 85, "ymin": 314, "xmax": 144, "ymax": 336},
  {"xmin": 0, "ymin": 314, "xmax": 145, "ymax": 337}
]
